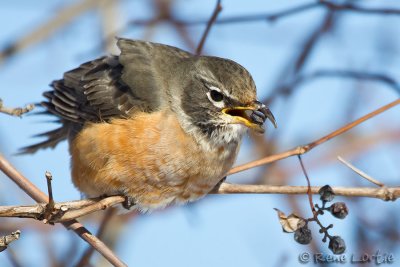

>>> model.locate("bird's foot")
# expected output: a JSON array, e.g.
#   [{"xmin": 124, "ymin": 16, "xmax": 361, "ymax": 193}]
[
  {"xmin": 212, "ymin": 176, "xmax": 227, "ymax": 192},
  {"xmin": 122, "ymin": 196, "xmax": 136, "ymax": 210}
]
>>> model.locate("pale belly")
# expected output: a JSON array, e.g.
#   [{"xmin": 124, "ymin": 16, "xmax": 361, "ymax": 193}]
[{"xmin": 70, "ymin": 110, "xmax": 241, "ymax": 211}]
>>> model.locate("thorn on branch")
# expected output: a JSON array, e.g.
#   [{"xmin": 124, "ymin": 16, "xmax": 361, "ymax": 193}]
[
  {"xmin": 0, "ymin": 230, "xmax": 21, "ymax": 252},
  {"xmin": 0, "ymin": 98, "xmax": 35, "ymax": 117}
]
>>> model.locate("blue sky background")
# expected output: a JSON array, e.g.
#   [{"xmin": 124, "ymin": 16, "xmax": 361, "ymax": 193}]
[{"xmin": 1, "ymin": 1, "xmax": 400, "ymax": 266}]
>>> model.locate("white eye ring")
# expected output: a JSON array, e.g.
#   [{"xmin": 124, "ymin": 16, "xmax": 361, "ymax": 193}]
[
  {"xmin": 206, "ymin": 86, "xmax": 225, "ymax": 108},
  {"xmin": 209, "ymin": 86, "xmax": 221, "ymax": 92}
]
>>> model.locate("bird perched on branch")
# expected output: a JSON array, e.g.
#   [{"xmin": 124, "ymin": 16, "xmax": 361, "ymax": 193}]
[{"xmin": 23, "ymin": 38, "xmax": 276, "ymax": 211}]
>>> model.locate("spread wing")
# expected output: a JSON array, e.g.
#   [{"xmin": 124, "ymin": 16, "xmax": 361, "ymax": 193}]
[
  {"xmin": 43, "ymin": 56, "xmax": 141, "ymax": 124},
  {"xmin": 21, "ymin": 38, "xmax": 192, "ymax": 153}
]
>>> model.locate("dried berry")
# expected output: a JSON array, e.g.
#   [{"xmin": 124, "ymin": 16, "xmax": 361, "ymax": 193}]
[
  {"xmin": 274, "ymin": 208, "xmax": 306, "ymax": 233},
  {"xmin": 275, "ymin": 182, "xmax": 348, "ymax": 254},
  {"xmin": 318, "ymin": 185, "xmax": 335, "ymax": 202},
  {"xmin": 294, "ymin": 226, "xmax": 312, "ymax": 245},
  {"xmin": 329, "ymin": 236, "xmax": 346, "ymax": 254},
  {"xmin": 329, "ymin": 202, "xmax": 349, "ymax": 219}
]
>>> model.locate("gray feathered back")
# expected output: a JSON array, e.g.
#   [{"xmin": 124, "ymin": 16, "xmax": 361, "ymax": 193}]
[{"xmin": 21, "ymin": 39, "xmax": 193, "ymax": 154}]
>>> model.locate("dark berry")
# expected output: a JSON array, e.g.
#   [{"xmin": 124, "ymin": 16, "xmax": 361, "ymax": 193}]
[
  {"xmin": 329, "ymin": 202, "xmax": 349, "ymax": 219},
  {"xmin": 294, "ymin": 226, "xmax": 312, "ymax": 245},
  {"xmin": 318, "ymin": 185, "xmax": 335, "ymax": 202},
  {"xmin": 329, "ymin": 236, "xmax": 346, "ymax": 254}
]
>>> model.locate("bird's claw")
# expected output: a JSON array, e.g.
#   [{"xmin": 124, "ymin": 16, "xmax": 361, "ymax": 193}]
[{"xmin": 123, "ymin": 196, "xmax": 136, "ymax": 210}]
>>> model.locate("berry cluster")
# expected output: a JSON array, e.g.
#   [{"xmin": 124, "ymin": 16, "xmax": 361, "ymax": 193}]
[{"xmin": 276, "ymin": 185, "xmax": 349, "ymax": 254}]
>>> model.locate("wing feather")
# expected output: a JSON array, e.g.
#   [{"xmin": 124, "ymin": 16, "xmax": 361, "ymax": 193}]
[{"xmin": 22, "ymin": 39, "xmax": 193, "ymax": 153}]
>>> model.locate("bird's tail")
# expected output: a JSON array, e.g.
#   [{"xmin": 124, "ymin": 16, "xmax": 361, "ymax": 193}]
[{"xmin": 19, "ymin": 110, "xmax": 68, "ymax": 154}]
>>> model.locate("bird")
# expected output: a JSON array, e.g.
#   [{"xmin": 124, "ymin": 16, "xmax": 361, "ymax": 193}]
[{"xmin": 23, "ymin": 38, "xmax": 276, "ymax": 212}]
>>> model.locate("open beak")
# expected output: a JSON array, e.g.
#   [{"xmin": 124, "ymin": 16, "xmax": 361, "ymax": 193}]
[{"xmin": 222, "ymin": 101, "xmax": 277, "ymax": 133}]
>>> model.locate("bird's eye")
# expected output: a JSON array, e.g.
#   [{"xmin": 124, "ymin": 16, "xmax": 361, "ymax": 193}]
[{"xmin": 210, "ymin": 90, "xmax": 224, "ymax": 102}]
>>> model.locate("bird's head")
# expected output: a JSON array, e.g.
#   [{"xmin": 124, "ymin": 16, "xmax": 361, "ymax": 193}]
[
  {"xmin": 176, "ymin": 56, "xmax": 277, "ymax": 144},
  {"xmin": 115, "ymin": 38, "xmax": 276, "ymax": 145}
]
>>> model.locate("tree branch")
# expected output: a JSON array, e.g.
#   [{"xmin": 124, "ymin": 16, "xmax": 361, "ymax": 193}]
[
  {"xmin": 129, "ymin": 2, "xmax": 321, "ymax": 26},
  {"xmin": 0, "ymin": 196, "xmax": 124, "ymax": 223},
  {"xmin": 1, "ymin": 182, "xmax": 399, "ymax": 223},
  {"xmin": 75, "ymin": 208, "xmax": 116, "ymax": 267},
  {"xmin": 265, "ymin": 9, "xmax": 336, "ymax": 104},
  {"xmin": 1, "ymin": 99, "xmax": 398, "ymax": 222},
  {"xmin": 0, "ymin": 99, "xmax": 35, "ymax": 117},
  {"xmin": 0, "ymin": 154, "xmax": 127, "ymax": 267},
  {"xmin": 0, "ymin": 0, "xmax": 107, "ymax": 65},
  {"xmin": 195, "ymin": 0, "xmax": 222, "ymax": 55},
  {"xmin": 229, "ymin": 98, "xmax": 400, "ymax": 175},
  {"xmin": 337, "ymin": 156, "xmax": 385, "ymax": 187},
  {"xmin": 278, "ymin": 70, "xmax": 400, "ymax": 96},
  {"xmin": 321, "ymin": 0, "xmax": 400, "ymax": 16},
  {"xmin": 0, "ymin": 230, "xmax": 21, "ymax": 252},
  {"xmin": 128, "ymin": 1, "xmax": 400, "ymax": 28},
  {"xmin": 213, "ymin": 183, "xmax": 400, "ymax": 201}
]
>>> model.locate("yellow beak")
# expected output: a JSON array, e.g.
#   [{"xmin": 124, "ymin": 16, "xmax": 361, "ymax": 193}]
[{"xmin": 222, "ymin": 102, "xmax": 277, "ymax": 134}]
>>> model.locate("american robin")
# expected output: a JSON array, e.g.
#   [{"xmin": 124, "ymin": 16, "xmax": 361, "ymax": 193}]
[{"xmin": 23, "ymin": 38, "xmax": 276, "ymax": 212}]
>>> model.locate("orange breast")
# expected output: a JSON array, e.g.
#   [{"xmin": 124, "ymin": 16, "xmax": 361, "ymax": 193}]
[{"xmin": 70, "ymin": 109, "xmax": 239, "ymax": 211}]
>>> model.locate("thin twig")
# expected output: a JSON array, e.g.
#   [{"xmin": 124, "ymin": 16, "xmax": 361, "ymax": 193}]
[
  {"xmin": 129, "ymin": 2, "xmax": 318, "ymax": 26},
  {"xmin": 0, "ymin": 231, "xmax": 21, "ymax": 252},
  {"xmin": 128, "ymin": 0, "xmax": 400, "ymax": 30},
  {"xmin": 196, "ymin": 0, "xmax": 222, "ymax": 55},
  {"xmin": 297, "ymin": 155, "xmax": 316, "ymax": 216},
  {"xmin": 0, "ymin": 0, "xmax": 102, "ymax": 65},
  {"xmin": 57, "ymin": 196, "xmax": 124, "ymax": 222},
  {"xmin": 45, "ymin": 171, "xmax": 55, "ymax": 210},
  {"xmin": 229, "ymin": 98, "xmax": 400, "ymax": 175},
  {"xmin": 278, "ymin": 70, "xmax": 400, "ymax": 96},
  {"xmin": 5, "ymin": 247, "xmax": 23, "ymax": 267},
  {"xmin": 265, "ymin": 9, "xmax": 336, "ymax": 106},
  {"xmin": 101, "ymin": 0, "xmax": 197, "ymax": 55},
  {"xmin": 297, "ymin": 156, "xmax": 332, "ymax": 241},
  {"xmin": 0, "ymin": 196, "xmax": 125, "ymax": 222},
  {"xmin": 294, "ymin": 10, "xmax": 335, "ymax": 73},
  {"xmin": 0, "ymin": 99, "xmax": 35, "ymax": 117},
  {"xmin": 213, "ymin": 183, "xmax": 400, "ymax": 201},
  {"xmin": 76, "ymin": 208, "xmax": 116, "ymax": 267},
  {"xmin": 128, "ymin": 1, "xmax": 400, "ymax": 27},
  {"xmin": 45, "ymin": 171, "xmax": 54, "ymax": 204},
  {"xmin": 321, "ymin": 0, "xmax": 400, "ymax": 16},
  {"xmin": 98, "ymin": 0, "xmax": 120, "ymax": 54},
  {"xmin": 42, "ymin": 171, "xmax": 59, "ymax": 224},
  {"xmin": 4, "ymin": 0, "xmax": 400, "ymax": 63},
  {"xmin": 337, "ymin": 156, "xmax": 385, "ymax": 187},
  {"xmin": 0, "ymin": 154, "xmax": 127, "ymax": 267}
]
